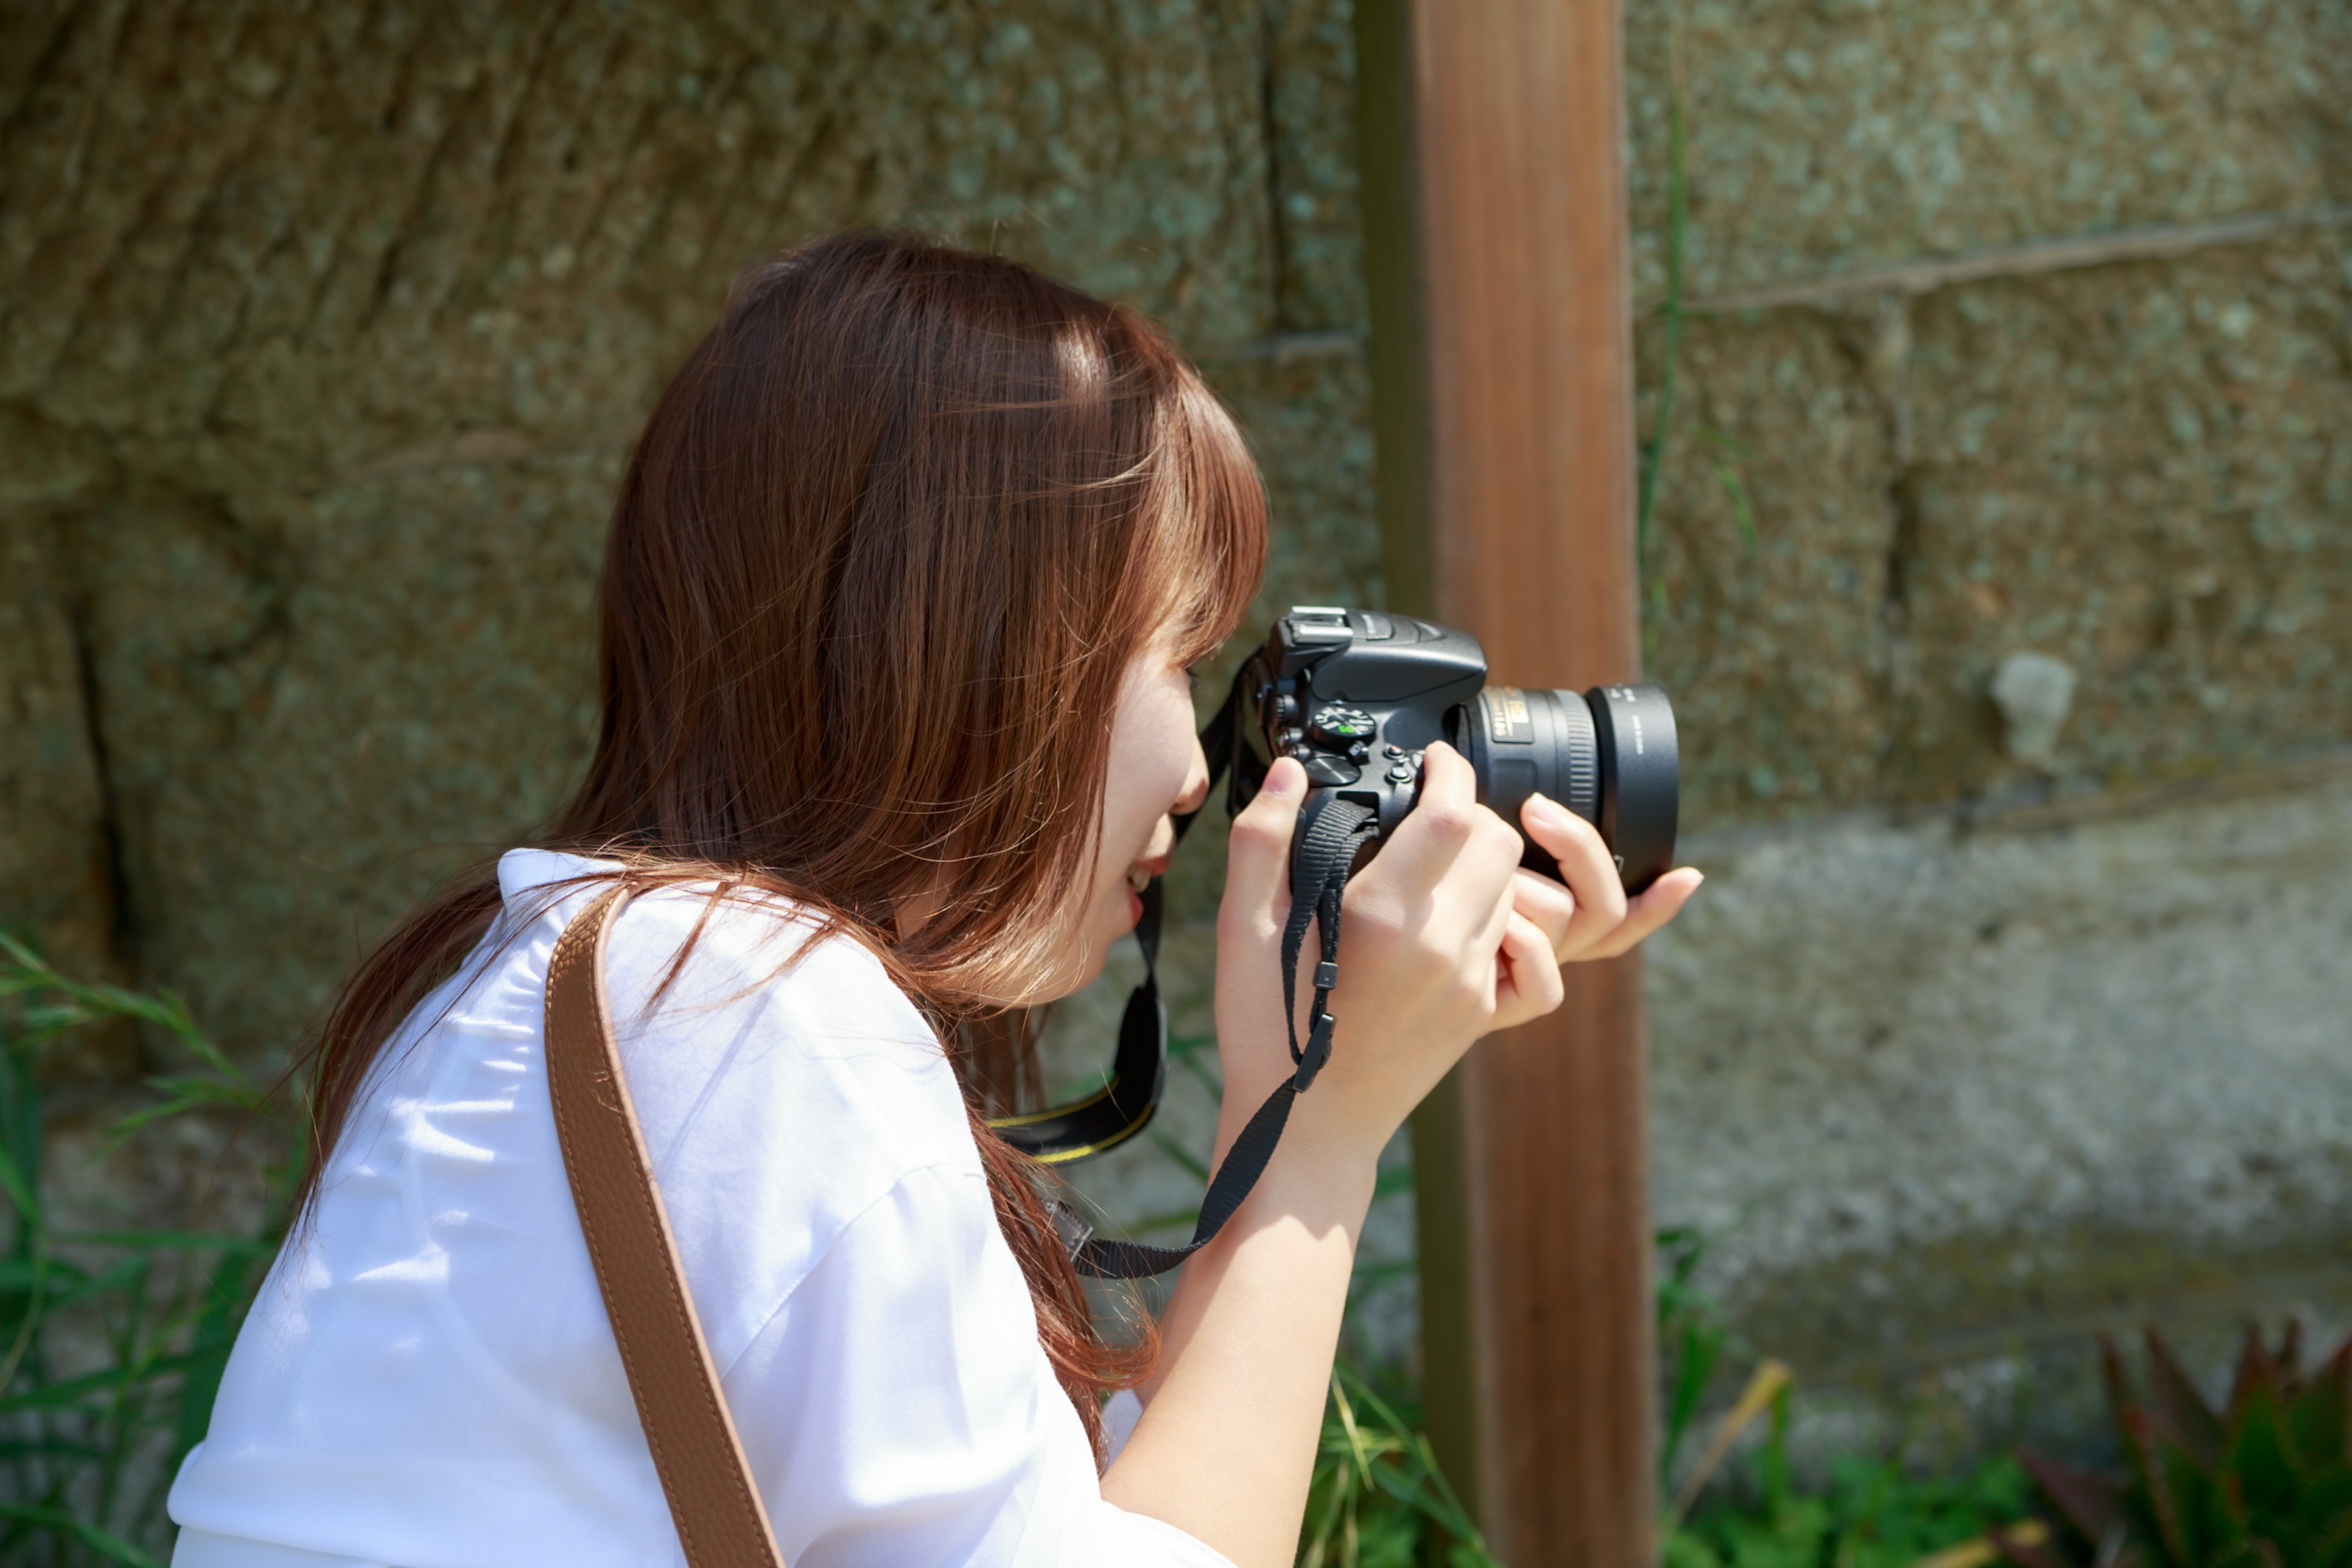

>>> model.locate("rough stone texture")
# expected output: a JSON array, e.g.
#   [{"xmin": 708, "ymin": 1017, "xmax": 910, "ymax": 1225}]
[
  {"xmin": 1648, "ymin": 755, "xmax": 2352, "ymax": 1460},
  {"xmin": 64, "ymin": 454, "xmax": 614, "ymax": 1055},
  {"xmin": 0, "ymin": 417, "xmax": 116, "ymax": 990},
  {"xmin": 1, "ymin": 1, "xmax": 1278, "ymax": 470},
  {"xmin": 1623, "ymin": 0, "xmax": 2352, "ymax": 302},
  {"xmin": 1638, "ymin": 309, "xmax": 1902, "ymax": 827},
  {"xmin": 1640, "ymin": 227, "xmax": 2352, "ymax": 828},
  {"xmin": 1887, "ymin": 239, "xmax": 2352, "ymax": 801},
  {"xmin": 0, "ymin": 0, "xmax": 1380, "ymax": 1065},
  {"xmin": 1611, "ymin": 0, "xmax": 2351, "ymax": 1466}
]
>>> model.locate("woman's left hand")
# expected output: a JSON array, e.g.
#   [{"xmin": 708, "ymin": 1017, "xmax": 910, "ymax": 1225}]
[{"xmin": 1487, "ymin": 794, "xmax": 1705, "ymax": 1031}]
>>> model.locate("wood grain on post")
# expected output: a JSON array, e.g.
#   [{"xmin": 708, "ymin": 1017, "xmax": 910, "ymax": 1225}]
[{"xmin": 1356, "ymin": 2, "xmax": 1657, "ymax": 1564}]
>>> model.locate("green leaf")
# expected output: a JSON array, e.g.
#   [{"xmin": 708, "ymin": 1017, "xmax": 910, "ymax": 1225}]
[
  {"xmin": 2279, "ymin": 1469, "xmax": 2352, "ymax": 1567},
  {"xmin": 2289, "ymin": 1341, "xmax": 2352, "ymax": 1471},
  {"xmin": 2229, "ymin": 1385, "xmax": 2302, "ymax": 1521},
  {"xmin": 29, "ymin": 1255, "xmax": 156, "ymax": 1315},
  {"xmin": 0, "ymin": 1435, "xmax": 108, "ymax": 1461},
  {"xmin": 0, "ymin": 1253, "xmax": 92, "ymax": 1292},
  {"xmin": 2155, "ymin": 1424, "xmax": 2244, "ymax": 1562},
  {"xmin": 0, "ymin": 1502, "xmax": 166, "ymax": 1567},
  {"xmin": 51, "ymin": 1228, "xmax": 274, "ymax": 1256},
  {"xmin": 1708, "ymin": 452, "xmax": 1760, "ymax": 554},
  {"xmin": 0, "ymin": 1132, "xmax": 41, "ymax": 1226},
  {"xmin": 0, "ymin": 1351, "xmax": 202, "ymax": 1414}
]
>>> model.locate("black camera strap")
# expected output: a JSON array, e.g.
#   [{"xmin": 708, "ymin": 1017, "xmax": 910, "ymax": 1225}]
[{"xmin": 988, "ymin": 669, "xmax": 1379, "ymax": 1280}]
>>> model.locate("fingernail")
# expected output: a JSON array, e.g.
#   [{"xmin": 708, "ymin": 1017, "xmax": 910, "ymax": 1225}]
[{"xmin": 1524, "ymin": 793, "xmax": 1570, "ymax": 831}]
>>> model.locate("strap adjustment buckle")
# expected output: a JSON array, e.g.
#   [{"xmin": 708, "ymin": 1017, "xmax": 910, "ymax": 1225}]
[{"xmin": 1295, "ymin": 1011, "xmax": 1336, "ymax": 1090}]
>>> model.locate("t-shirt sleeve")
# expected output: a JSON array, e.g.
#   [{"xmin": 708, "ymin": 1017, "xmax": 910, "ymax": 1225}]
[{"xmin": 722, "ymin": 1161, "xmax": 1234, "ymax": 1568}]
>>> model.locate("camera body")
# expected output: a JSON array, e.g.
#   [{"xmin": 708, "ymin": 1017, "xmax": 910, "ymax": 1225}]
[{"xmin": 1233, "ymin": 607, "xmax": 1679, "ymax": 894}]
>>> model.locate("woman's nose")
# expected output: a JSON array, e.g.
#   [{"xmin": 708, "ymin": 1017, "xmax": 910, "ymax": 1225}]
[{"xmin": 1172, "ymin": 738, "xmax": 1212, "ymax": 817}]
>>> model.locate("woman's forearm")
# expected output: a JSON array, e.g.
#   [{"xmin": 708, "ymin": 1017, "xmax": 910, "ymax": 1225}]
[{"xmin": 1099, "ymin": 1097, "xmax": 1378, "ymax": 1568}]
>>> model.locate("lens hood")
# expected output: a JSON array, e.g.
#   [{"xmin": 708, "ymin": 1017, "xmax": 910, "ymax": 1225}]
[{"xmin": 1588, "ymin": 683, "xmax": 1678, "ymax": 894}]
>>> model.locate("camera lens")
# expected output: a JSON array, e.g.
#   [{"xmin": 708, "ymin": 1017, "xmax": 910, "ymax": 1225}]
[{"xmin": 1448, "ymin": 683, "xmax": 1679, "ymax": 894}]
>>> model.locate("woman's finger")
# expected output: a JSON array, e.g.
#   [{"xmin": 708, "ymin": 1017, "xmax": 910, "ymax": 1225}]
[
  {"xmin": 1507, "ymin": 865, "xmax": 1577, "ymax": 956},
  {"xmin": 1365, "ymin": 742, "xmax": 1481, "ymax": 897},
  {"xmin": 1491, "ymin": 910, "xmax": 1566, "ymax": 1030},
  {"xmin": 1219, "ymin": 756, "xmax": 1305, "ymax": 932},
  {"xmin": 1577, "ymin": 866, "xmax": 1705, "ymax": 960},
  {"xmin": 1519, "ymin": 794, "xmax": 1627, "ymax": 953},
  {"xmin": 1468, "ymin": 815, "xmax": 1523, "ymax": 954}
]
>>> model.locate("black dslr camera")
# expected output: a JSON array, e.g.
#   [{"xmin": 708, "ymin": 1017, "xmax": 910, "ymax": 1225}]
[
  {"xmin": 1232, "ymin": 606, "xmax": 1679, "ymax": 893},
  {"xmin": 989, "ymin": 606, "xmax": 1683, "ymax": 1279}
]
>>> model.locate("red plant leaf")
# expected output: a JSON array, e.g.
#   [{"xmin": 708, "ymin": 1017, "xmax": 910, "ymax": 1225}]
[
  {"xmin": 2102, "ymin": 1338, "xmax": 2141, "ymax": 1459},
  {"xmin": 2124, "ymin": 1406, "xmax": 2198, "ymax": 1566},
  {"xmin": 2144, "ymin": 1328, "xmax": 2226, "ymax": 1466},
  {"xmin": 2230, "ymin": 1324, "xmax": 2282, "ymax": 1431},
  {"xmin": 2022, "ymin": 1450, "xmax": 2132, "ymax": 1545}
]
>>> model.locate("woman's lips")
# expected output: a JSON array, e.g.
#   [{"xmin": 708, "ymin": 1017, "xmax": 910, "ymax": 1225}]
[{"xmin": 1122, "ymin": 851, "xmax": 1170, "ymax": 928}]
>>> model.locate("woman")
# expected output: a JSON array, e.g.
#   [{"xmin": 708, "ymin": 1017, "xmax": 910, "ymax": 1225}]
[{"xmin": 168, "ymin": 233, "xmax": 1700, "ymax": 1567}]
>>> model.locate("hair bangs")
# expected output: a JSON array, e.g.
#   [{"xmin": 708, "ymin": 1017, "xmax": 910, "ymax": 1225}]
[{"xmin": 1146, "ymin": 366, "xmax": 1269, "ymax": 669}]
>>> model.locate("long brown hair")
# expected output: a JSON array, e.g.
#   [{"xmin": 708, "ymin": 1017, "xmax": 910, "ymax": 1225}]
[{"xmin": 296, "ymin": 232, "xmax": 1268, "ymax": 1450}]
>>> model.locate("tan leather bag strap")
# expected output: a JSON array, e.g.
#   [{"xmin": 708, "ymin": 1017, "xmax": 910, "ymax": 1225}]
[{"xmin": 545, "ymin": 885, "xmax": 786, "ymax": 1568}]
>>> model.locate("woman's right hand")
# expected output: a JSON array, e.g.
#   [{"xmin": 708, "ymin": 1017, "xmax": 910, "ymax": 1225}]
[
  {"xmin": 1129, "ymin": 743, "xmax": 1568, "ymax": 1567},
  {"xmin": 1211, "ymin": 743, "xmax": 1530, "ymax": 1165}
]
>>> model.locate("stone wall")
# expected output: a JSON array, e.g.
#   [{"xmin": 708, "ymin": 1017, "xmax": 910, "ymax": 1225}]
[
  {"xmin": 1621, "ymin": 0, "xmax": 2352, "ymax": 1465},
  {"xmin": 0, "ymin": 0, "xmax": 1379, "ymax": 1063},
  {"xmin": 2, "ymin": 0, "xmax": 2348, "ymax": 1474}
]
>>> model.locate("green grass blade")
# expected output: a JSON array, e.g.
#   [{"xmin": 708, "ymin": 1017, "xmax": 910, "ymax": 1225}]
[
  {"xmin": 51, "ymin": 1229, "xmax": 274, "ymax": 1256},
  {"xmin": 0, "ymin": 1502, "xmax": 167, "ymax": 1567},
  {"xmin": 0, "ymin": 1352, "xmax": 202, "ymax": 1415},
  {"xmin": 1709, "ymin": 453, "xmax": 1758, "ymax": 554}
]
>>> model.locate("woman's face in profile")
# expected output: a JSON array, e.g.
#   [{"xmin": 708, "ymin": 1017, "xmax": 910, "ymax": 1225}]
[{"xmin": 1050, "ymin": 626, "xmax": 1212, "ymax": 1001}]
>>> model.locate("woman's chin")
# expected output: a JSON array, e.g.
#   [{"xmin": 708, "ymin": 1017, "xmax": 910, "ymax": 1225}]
[{"xmin": 1017, "ymin": 891, "xmax": 1141, "ymax": 1005}]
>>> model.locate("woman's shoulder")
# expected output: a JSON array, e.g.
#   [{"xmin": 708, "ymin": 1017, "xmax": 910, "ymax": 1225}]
[
  {"xmin": 489, "ymin": 848, "xmax": 976, "ymax": 1186},
  {"xmin": 491, "ymin": 846, "xmax": 911, "ymax": 1020}
]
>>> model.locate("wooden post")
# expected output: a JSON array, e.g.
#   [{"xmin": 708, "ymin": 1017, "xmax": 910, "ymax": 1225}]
[{"xmin": 1355, "ymin": 2, "xmax": 1657, "ymax": 1565}]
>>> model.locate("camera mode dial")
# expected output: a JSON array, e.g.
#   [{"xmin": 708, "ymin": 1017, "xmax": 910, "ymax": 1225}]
[{"xmin": 1308, "ymin": 704, "xmax": 1377, "ymax": 753}]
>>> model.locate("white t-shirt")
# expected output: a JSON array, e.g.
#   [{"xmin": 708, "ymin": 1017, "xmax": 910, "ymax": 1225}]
[{"xmin": 167, "ymin": 849, "xmax": 1224, "ymax": 1568}]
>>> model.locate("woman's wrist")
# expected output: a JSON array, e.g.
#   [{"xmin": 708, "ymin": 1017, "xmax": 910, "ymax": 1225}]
[{"xmin": 1210, "ymin": 1042, "xmax": 1392, "ymax": 1184}]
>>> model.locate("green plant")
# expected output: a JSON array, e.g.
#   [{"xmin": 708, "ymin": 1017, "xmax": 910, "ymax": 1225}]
[
  {"xmin": 0, "ymin": 934, "xmax": 293, "ymax": 1566},
  {"xmin": 1300, "ymin": 1357, "xmax": 1500, "ymax": 1568},
  {"xmin": 1660, "ymin": 1224, "xmax": 1733, "ymax": 1488},
  {"xmin": 1662, "ymin": 1371, "xmax": 2032, "ymax": 1568},
  {"xmin": 2001, "ymin": 1325, "xmax": 2352, "ymax": 1568}
]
